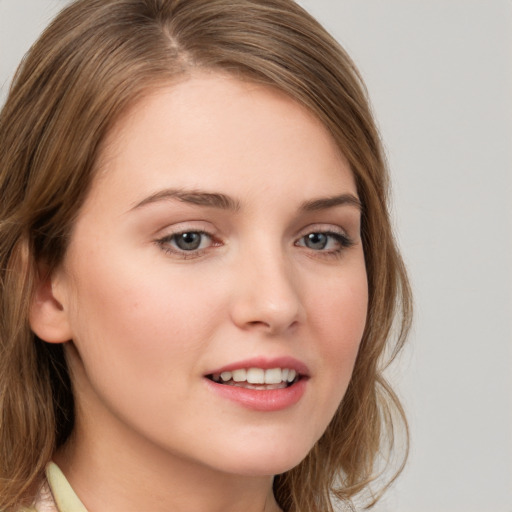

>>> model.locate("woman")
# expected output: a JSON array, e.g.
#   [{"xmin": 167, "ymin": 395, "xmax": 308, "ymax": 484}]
[{"xmin": 0, "ymin": 0, "xmax": 412, "ymax": 511}]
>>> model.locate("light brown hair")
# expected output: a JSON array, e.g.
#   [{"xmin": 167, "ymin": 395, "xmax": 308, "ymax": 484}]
[{"xmin": 0, "ymin": 1, "xmax": 412, "ymax": 510}]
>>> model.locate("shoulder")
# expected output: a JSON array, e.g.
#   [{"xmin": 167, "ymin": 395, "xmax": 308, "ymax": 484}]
[
  {"xmin": 24, "ymin": 479, "xmax": 58, "ymax": 512},
  {"xmin": 14, "ymin": 462, "xmax": 87, "ymax": 512}
]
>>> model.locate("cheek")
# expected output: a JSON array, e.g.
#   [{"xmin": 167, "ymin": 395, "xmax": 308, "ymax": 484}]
[
  {"xmin": 306, "ymin": 264, "xmax": 368, "ymax": 413},
  {"xmin": 63, "ymin": 245, "xmax": 241, "ymax": 392},
  {"xmin": 63, "ymin": 247, "xmax": 222, "ymax": 379},
  {"xmin": 61, "ymin": 251, "xmax": 228, "ymax": 437},
  {"xmin": 314, "ymin": 265, "xmax": 368, "ymax": 352}
]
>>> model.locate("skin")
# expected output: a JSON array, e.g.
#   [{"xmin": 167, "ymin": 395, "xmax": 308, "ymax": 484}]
[{"xmin": 31, "ymin": 72, "xmax": 368, "ymax": 512}]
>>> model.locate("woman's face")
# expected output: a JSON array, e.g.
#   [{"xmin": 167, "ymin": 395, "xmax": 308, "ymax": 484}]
[{"xmin": 53, "ymin": 73, "xmax": 368, "ymax": 476}]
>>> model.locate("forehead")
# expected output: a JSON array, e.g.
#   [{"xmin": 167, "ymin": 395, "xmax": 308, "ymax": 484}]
[{"xmin": 90, "ymin": 72, "xmax": 356, "ymax": 208}]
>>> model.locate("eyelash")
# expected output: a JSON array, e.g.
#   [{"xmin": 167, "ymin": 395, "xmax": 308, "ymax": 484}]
[
  {"xmin": 294, "ymin": 231, "xmax": 354, "ymax": 258},
  {"xmin": 155, "ymin": 230, "xmax": 217, "ymax": 260},
  {"xmin": 155, "ymin": 228, "xmax": 354, "ymax": 260}
]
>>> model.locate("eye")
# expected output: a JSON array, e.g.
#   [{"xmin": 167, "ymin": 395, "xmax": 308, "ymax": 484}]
[
  {"xmin": 303, "ymin": 232, "xmax": 330, "ymax": 250},
  {"xmin": 172, "ymin": 232, "xmax": 209, "ymax": 251},
  {"xmin": 296, "ymin": 231, "xmax": 353, "ymax": 254},
  {"xmin": 157, "ymin": 230, "xmax": 214, "ymax": 255}
]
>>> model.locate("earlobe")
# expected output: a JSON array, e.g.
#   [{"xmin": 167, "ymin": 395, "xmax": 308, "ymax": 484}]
[{"xmin": 29, "ymin": 269, "xmax": 73, "ymax": 344}]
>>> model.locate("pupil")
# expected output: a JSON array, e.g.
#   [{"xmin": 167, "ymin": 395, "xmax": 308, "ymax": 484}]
[
  {"xmin": 176, "ymin": 232, "xmax": 201, "ymax": 250},
  {"xmin": 306, "ymin": 233, "xmax": 327, "ymax": 250}
]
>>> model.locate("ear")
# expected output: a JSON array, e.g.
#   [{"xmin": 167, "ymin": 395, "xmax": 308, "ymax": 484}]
[{"xmin": 29, "ymin": 268, "xmax": 73, "ymax": 344}]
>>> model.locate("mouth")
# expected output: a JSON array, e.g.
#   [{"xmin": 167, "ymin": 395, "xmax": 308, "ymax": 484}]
[
  {"xmin": 207, "ymin": 367, "xmax": 301, "ymax": 390},
  {"xmin": 204, "ymin": 359, "xmax": 309, "ymax": 411}
]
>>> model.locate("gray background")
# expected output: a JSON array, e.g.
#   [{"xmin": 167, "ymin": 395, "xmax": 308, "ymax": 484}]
[{"xmin": 1, "ymin": 1, "xmax": 511, "ymax": 511}]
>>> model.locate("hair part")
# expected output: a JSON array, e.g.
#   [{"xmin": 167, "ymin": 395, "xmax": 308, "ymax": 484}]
[{"xmin": 0, "ymin": 1, "xmax": 412, "ymax": 510}]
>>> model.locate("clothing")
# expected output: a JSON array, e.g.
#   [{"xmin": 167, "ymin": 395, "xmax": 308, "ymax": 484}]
[{"xmin": 24, "ymin": 463, "xmax": 87, "ymax": 512}]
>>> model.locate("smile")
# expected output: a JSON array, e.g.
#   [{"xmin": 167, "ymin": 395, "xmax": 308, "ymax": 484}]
[{"xmin": 208, "ymin": 368, "xmax": 299, "ymax": 389}]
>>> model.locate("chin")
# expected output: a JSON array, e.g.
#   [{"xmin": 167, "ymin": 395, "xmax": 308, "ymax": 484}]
[{"xmin": 209, "ymin": 436, "xmax": 314, "ymax": 477}]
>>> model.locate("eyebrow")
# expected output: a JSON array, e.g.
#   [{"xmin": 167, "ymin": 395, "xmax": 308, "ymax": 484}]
[
  {"xmin": 131, "ymin": 188, "xmax": 241, "ymax": 212},
  {"xmin": 130, "ymin": 188, "xmax": 361, "ymax": 213},
  {"xmin": 300, "ymin": 193, "xmax": 362, "ymax": 212}
]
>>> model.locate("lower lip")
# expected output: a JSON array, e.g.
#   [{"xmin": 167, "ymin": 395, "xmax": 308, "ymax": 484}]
[{"xmin": 205, "ymin": 378, "xmax": 307, "ymax": 412}]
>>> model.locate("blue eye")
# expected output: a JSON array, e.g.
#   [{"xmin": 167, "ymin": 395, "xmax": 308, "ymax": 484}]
[
  {"xmin": 297, "ymin": 231, "xmax": 353, "ymax": 253},
  {"xmin": 158, "ymin": 231, "xmax": 213, "ymax": 253},
  {"xmin": 173, "ymin": 232, "xmax": 206, "ymax": 251},
  {"xmin": 303, "ymin": 233, "xmax": 329, "ymax": 250}
]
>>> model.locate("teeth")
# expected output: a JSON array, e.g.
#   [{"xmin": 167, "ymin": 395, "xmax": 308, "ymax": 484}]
[
  {"xmin": 212, "ymin": 367, "xmax": 299, "ymax": 385},
  {"xmin": 247, "ymin": 368, "xmax": 265, "ymax": 384},
  {"xmin": 265, "ymin": 368, "xmax": 283, "ymax": 384},
  {"xmin": 232, "ymin": 369, "xmax": 246, "ymax": 382},
  {"xmin": 220, "ymin": 371, "xmax": 232, "ymax": 382}
]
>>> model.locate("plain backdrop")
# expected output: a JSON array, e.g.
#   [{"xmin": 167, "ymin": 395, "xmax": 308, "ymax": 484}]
[{"xmin": 1, "ymin": 1, "xmax": 511, "ymax": 511}]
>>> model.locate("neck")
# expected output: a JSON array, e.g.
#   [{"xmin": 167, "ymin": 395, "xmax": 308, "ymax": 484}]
[{"xmin": 54, "ymin": 413, "xmax": 282, "ymax": 512}]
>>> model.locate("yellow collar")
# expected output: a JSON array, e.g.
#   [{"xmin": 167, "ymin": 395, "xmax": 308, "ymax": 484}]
[{"xmin": 43, "ymin": 462, "xmax": 88, "ymax": 512}]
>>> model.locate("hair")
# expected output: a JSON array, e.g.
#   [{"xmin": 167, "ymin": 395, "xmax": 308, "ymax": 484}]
[{"xmin": 0, "ymin": 0, "xmax": 412, "ymax": 510}]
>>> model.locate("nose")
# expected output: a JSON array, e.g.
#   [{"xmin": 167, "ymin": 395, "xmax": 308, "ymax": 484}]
[{"xmin": 229, "ymin": 245, "xmax": 304, "ymax": 335}]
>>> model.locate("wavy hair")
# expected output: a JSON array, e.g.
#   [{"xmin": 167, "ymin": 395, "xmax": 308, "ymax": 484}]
[{"xmin": 0, "ymin": 1, "xmax": 412, "ymax": 510}]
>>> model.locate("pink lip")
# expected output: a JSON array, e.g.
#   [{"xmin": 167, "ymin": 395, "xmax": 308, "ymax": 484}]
[
  {"xmin": 204, "ymin": 356, "xmax": 309, "ymax": 412},
  {"xmin": 204, "ymin": 378, "xmax": 307, "ymax": 412},
  {"xmin": 206, "ymin": 356, "xmax": 310, "ymax": 376}
]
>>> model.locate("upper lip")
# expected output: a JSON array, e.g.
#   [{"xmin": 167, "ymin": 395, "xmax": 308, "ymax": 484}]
[{"xmin": 206, "ymin": 356, "xmax": 310, "ymax": 377}]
